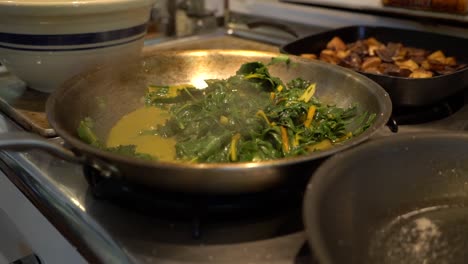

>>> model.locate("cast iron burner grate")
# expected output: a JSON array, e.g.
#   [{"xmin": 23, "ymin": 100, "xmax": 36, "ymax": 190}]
[
  {"xmin": 392, "ymin": 91, "xmax": 465, "ymax": 125},
  {"xmin": 84, "ymin": 165, "xmax": 305, "ymax": 241}
]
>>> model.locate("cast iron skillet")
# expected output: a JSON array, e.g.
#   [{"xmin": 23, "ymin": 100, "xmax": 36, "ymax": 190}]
[
  {"xmin": 0, "ymin": 50, "xmax": 391, "ymax": 194},
  {"xmin": 281, "ymin": 25, "xmax": 468, "ymax": 107},
  {"xmin": 304, "ymin": 132, "xmax": 468, "ymax": 264}
]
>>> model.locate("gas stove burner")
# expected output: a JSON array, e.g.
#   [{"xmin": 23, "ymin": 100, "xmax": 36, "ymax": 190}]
[
  {"xmin": 392, "ymin": 91, "xmax": 465, "ymax": 125},
  {"xmin": 85, "ymin": 167, "xmax": 303, "ymax": 214},
  {"xmin": 84, "ymin": 164, "xmax": 304, "ymax": 242}
]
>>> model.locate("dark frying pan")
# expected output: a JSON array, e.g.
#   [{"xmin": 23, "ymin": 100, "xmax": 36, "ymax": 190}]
[
  {"xmin": 304, "ymin": 132, "xmax": 468, "ymax": 264},
  {"xmin": 281, "ymin": 25, "xmax": 468, "ymax": 107},
  {"xmin": 0, "ymin": 50, "xmax": 391, "ymax": 194}
]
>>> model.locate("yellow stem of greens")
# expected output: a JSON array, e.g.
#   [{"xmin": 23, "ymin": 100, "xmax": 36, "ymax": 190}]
[
  {"xmin": 256, "ymin": 110, "xmax": 271, "ymax": 126},
  {"xmin": 293, "ymin": 133, "xmax": 302, "ymax": 147},
  {"xmin": 280, "ymin": 126, "xmax": 290, "ymax": 154},
  {"xmin": 298, "ymin": 83, "xmax": 316, "ymax": 103},
  {"xmin": 219, "ymin": 115, "xmax": 229, "ymax": 125},
  {"xmin": 270, "ymin": 92, "xmax": 276, "ymax": 101},
  {"xmin": 230, "ymin": 133, "xmax": 241, "ymax": 161},
  {"xmin": 335, "ymin": 132, "xmax": 353, "ymax": 142},
  {"xmin": 304, "ymin": 105, "xmax": 317, "ymax": 128},
  {"xmin": 308, "ymin": 139, "xmax": 332, "ymax": 152},
  {"xmin": 244, "ymin": 73, "xmax": 264, "ymax": 80}
]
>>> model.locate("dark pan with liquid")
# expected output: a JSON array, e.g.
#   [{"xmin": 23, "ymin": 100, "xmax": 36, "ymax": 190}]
[{"xmin": 304, "ymin": 132, "xmax": 468, "ymax": 264}]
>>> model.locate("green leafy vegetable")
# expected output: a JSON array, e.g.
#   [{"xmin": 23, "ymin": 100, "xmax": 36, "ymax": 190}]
[
  {"xmin": 145, "ymin": 60, "xmax": 374, "ymax": 163},
  {"xmin": 79, "ymin": 59, "xmax": 375, "ymax": 163},
  {"xmin": 268, "ymin": 54, "xmax": 291, "ymax": 66},
  {"xmin": 77, "ymin": 117, "xmax": 102, "ymax": 148},
  {"xmin": 144, "ymin": 84, "xmax": 201, "ymax": 106},
  {"xmin": 105, "ymin": 145, "xmax": 153, "ymax": 160}
]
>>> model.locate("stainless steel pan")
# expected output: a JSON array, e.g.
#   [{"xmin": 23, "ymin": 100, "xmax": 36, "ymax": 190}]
[
  {"xmin": 0, "ymin": 50, "xmax": 392, "ymax": 194},
  {"xmin": 304, "ymin": 132, "xmax": 468, "ymax": 264}
]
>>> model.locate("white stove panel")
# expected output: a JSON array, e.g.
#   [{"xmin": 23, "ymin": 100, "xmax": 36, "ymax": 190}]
[{"xmin": 0, "ymin": 172, "xmax": 87, "ymax": 264}]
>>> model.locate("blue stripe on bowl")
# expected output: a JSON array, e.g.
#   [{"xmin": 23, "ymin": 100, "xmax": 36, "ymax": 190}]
[
  {"xmin": 0, "ymin": 24, "xmax": 147, "ymax": 46},
  {"xmin": 0, "ymin": 34, "xmax": 145, "ymax": 52}
]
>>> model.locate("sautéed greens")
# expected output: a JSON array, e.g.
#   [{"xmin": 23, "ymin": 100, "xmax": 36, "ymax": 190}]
[{"xmin": 78, "ymin": 58, "xmax": 376, "ymax": 163}]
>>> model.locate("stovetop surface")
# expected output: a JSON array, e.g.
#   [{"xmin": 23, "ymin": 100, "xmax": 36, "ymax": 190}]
[{"xmin": 1, "ymin": 29, "xmax": 468, "ymax": 264}]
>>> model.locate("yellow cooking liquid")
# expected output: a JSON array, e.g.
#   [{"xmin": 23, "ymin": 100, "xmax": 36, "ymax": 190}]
[{"xmin": 106, "ymin": 106, "xmax": 176, "ymax": 161}]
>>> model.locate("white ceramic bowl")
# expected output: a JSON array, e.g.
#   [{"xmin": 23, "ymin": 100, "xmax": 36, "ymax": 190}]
[{"xmin": 0, "ymin": 0, "xmax": 156, "ymax": 93}]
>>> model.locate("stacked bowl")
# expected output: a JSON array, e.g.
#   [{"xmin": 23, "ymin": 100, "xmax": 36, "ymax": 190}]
[{"xmin": 0, "ymin": 0, "xmax": 156, "ymax": 92}]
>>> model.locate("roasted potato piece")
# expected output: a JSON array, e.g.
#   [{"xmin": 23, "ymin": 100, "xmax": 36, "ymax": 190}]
[
  {"xmin": 395, "ymin": 59, "xmax": 419, "ymax": 71},
  {"xmin": 368, "ymin": 45, "xmax": 380, "ymax": 56},
  {"xmin": 364, "ymin": 37, "xmax": 382, "ymax": 46},
  {"xmin": 410, "ymin": 69, "xmax": 434, "ymax": 78},
  {"xmin": 361, "ymin": 57, "xmax": 382, "ymax": 70},
  {"xmin": 445, "ymin": 57, "xmax": 457, "ymax": 66},
  {"xmin": 326, "ymin": 36, "xmax": 347, "ymax": 51},
  {"xmin": 362, "ymin": 67, "xmax": 382, "ymax": 74},
  {"xmin": 300, "ymin": 53, "xmax": 317, "ymax": 60},
  {"xmin": 427, "ymin": 50, "xmax": 446, "ymax": 64},
  {"xmin": 336, "ymin": 50, "xmax": 350, "ymax": 59},
  {"xmin": 320, "ymin": 49, "xmax": 340, "ymax": 64},
  {"xmin": 421, "ymin": 60, "xmax": 431, "ymax": 70}
]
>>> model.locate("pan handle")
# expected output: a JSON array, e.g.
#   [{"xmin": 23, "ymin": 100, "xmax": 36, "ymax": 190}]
[
  {"xmin": 0, "ymin": 132, "xmax": 83, "ymax": 163},
  {"xmin": 386, "ymin": 117, "xmax": 399, "ymax": 133},
  {"xmin": 0, "ymin": 132, "xmax": 119, "ymax": 178}
]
